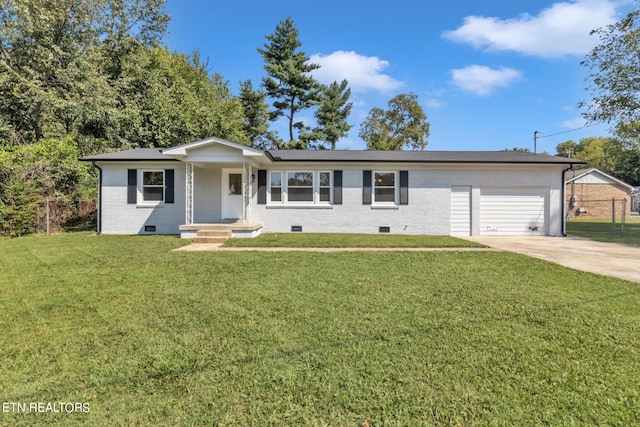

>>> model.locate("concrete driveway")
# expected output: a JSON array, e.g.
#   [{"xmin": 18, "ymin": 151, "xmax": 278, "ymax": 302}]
[{"xmin": 464, "ymin": 236, "xmax": 640, "ymax": 283}]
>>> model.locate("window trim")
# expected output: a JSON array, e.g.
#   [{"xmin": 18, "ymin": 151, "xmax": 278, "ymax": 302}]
[
  {"xmin": 318, "ymin": 171, "xmax": 332, "ymax": 203},
  {"xmin": 269, "ymin": 171, "xmax": 283, "ymax": 203},
  {"xmin": 267, "ymin": 170, "xmax": 333, "ymax": 205},
  {"xmin": 373, "ymin": 171, "xmax": 398, "ymax": 205},
  {"xmin": 286, "ymin": 171, "xmax": 315, "ymax": 203},
  {"xmin": 139, "ymin": 169, "xmax": 165, "ymax": 205}
]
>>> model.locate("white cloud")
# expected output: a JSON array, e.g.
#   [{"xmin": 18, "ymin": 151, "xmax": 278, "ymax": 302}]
[
  {"xmin": 562, "ymin": 117, "xmax": 588, "ymax": 129},
  {"xmin": 425, "ymin": 98, "xmax": 445, "ymax": 109},
  {"xmin": 450, "ymin": 65, "xmax": 522, "ymax": 96},
  {"xmin": 310, "ymin": 50, "xmax": 404, "ymax": 93},
  {"xmin": 443, "ymin": 0, "xmax": 619, "ymax": 57},
  {"xmin": 424, "ymin": 90, "xmax": 446, "ymax": 108}
]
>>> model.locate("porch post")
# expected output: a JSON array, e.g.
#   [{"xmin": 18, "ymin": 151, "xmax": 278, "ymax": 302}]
[
  {"xmin": 185, "ymin": 162, "xmax": 194, "ymax": 224},
  {"xmin": 247, "ymin": 162, "xmax": 253, "ymax": 221}
]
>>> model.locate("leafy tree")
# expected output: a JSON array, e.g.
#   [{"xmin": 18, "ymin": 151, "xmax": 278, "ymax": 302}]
[
  {"xmin": 616, "ymin": 147, "xmax": 640, "ymax": 185},
  {"xmin": 312, "ymin": 80, "xmax": 353, "ymax": 150},
  {"xmin": 258, "ymin": 17, "xmax": 321, "ymax": 148},
  {"xmin": 579, "ymin": 3, "xmax": 640, "ymax": 141},
  {"xmin": 121, "ymin": 47, "xmax": 248, "ymax": 148},
  {"xmin": 556, "ymin": 140, "xmax": 580, "ymax": 158},
  {"xmin": 0, "ymin": 0, "xmax": 169, "ymax": 145},
  {"xmin": 504, "ymin": 147, "xmax": 531, "ymax": 152},
  {"xmin": 359, "ymin": 93, "xmax": 430, "ymax": 150},
  {"xmin": 554, "ymin": 137, "xmax": 640, "ymax": 183},
  {"xmin": 0, "ymin": 136, "xmax": 95, "ymax": 236},
  {"xmin": 239, "ymin": 79, "xmax": 276, "ymax": 149},
  {"xmin": 612, "ymin": 120, "xmax": 640, "ymax": 145},
  {"xmin": 556, "ymin": 137, "xmax": 623, "ymax": 171},
  {"xmin": 101, "ymin": 0, "xmax": 169, "ymax": 48},
  {"xmin": 0, "ymin": 176, "xmax": 41, "ymax": 236}
]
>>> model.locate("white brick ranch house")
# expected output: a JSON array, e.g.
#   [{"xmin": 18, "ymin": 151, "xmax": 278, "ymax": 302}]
[{"xmin": 82, "ymin": 136, "xmax": 584, "ymax": 238}]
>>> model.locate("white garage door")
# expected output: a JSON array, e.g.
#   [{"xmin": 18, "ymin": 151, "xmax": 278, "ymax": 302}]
[
  {"xmin": 480, "ymin": 187, "xmax": 546, "ymax": 236},
  {"xmin": 450, "ymin": 186, "xmax": 471, "ymax": 236}
]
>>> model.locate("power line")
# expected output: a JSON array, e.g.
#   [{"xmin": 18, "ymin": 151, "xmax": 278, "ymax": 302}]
[{"xmin": 537, "ymin": 122, "xmax": 606, "ymax": 139}]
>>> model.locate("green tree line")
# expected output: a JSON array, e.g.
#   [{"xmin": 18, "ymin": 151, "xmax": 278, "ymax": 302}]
[{"xmin": 556, "ymin": 137, "xmax": 640, "ymax": 185}]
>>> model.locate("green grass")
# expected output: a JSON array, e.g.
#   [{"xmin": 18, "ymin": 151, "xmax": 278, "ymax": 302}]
[
  {"xmin": 1, "ymin": 233, "xmax": 639, "ymax": 426},
  {"xmin": 567, "ymin": 217, "xmax": 640, "ymax": 245},
  {"xmin": 223, "ymin": 233, "xmax": 484, "ymax": 248}
]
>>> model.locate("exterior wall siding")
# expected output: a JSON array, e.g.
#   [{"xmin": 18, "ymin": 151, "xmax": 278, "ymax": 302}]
[
  {"xmin": 99, "ymin": 162, "xmax": 186, "ymax": 234},
  {"xmin": 95, "ymin": 160, "xmax": 567, "ymax": 237},
  {"xmin": 252, "ymin": 164, "xmax": 566, "ymax": 236}
]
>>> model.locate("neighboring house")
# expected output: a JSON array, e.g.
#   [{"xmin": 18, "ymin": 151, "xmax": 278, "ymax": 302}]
[
  {"xmin": 565, "ymin": 168, "xmax": 634, "ymax": 218},
  {"xmin": 82, "ymin": 136, "xmax": 584, "ymax": 238}
]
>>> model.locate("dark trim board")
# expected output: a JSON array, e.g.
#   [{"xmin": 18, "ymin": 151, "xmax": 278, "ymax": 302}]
[
  {"xmin": 127, "ymin": 169, "xmax": 137, "ymax": 204},
  {"xmin": 257, "ymin": 170, "xmax": 267, "ymax": 205},
  {"xmin": 333, "ymin": 170, "xmax": 343, "ymax": 205}
]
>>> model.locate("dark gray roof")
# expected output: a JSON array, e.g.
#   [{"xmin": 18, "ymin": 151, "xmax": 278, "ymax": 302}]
[
  {"xmin": 266, "ymin": 150, "xmax": 585, "ymax": 164},
  {"xmin": 81, "ymin": 146, "xmax": 585, "ymax": 165},
  {"xmin": 81, "ymin": 148, "xmax": 178, "ymax": 161}
]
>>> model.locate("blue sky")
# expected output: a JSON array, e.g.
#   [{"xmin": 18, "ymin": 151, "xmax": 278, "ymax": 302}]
[{"xmin": 164, "ymin": 0, "xmax": 635, "ymax": 152}]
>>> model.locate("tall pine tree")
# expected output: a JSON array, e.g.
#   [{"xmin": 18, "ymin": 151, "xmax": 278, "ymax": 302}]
[
  {"xmin": 258, "ymin": 17, "xmax": 321, "ymax": 149},
  {"xmin": 239, "ymin": 79, "xmax": 275, "ymax": 149},
  {"xmin": 312, "ymin": 79, "xmax": 352, "ymax": 150}
]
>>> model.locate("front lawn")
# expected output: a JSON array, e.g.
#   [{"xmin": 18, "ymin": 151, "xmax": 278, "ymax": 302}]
[
  {"xmin": 1, "ymin": 233, "xmax": 639, "ymax": 426},
  {"xmin": 223, "ymin": 233, "xmax": 484, "ymax": 248}
]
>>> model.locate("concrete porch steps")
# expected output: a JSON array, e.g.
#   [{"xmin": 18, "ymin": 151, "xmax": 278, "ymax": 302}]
[
  {"xmin": 192, "ymin": 229, "xmax": 231, "ymax": 244},
  {"xmin": 179, "ymin": 220, "xmax": 264, "ymax": 240}
]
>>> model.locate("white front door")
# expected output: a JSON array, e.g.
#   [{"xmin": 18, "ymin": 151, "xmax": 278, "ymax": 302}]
[{"xmin": 222, "ymin": 169, "xmax": 243, "ymax": 219}]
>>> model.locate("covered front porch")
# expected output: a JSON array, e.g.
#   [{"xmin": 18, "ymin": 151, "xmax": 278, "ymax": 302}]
[{"xmin": 160, "ymin": 136, "xmax": 267, "ymax": 239}]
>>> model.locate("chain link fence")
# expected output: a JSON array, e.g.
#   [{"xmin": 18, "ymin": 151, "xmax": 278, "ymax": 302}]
[
  {"xmin": 566, "ymin": 197, "xmax": 640, "ymax": 243},
  {"xmin": 35, "ymin": 198, "xmax": 96, "ymax": 235}
]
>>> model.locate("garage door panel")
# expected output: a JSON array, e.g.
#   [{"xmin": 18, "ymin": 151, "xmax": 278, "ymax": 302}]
[
  {"xmin": 480, "ymin": 187, "xmax": 546, "ymax": 235},
  {"xmin": 450, "ymin": 186, "xmax": 471, "ymax": 236}
]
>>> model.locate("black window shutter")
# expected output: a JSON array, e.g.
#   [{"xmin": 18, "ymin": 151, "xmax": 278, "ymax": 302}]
[
  {"xmin": 333, "ymin": 170, "xmax": 343, "ymax": 205},
  {"xmin": 127, "ymin": 169, "xmax": 137, "ymax": 204},
  {"xmin": 363, "ymin": 170, "xmax": 372, "ymax": 205},
  {"xmin": 399, "ymin": 170, "xmax": 409, "ymax": 205},
  {"xmin": 165, "ymin": 169, "xmax": 174, "ymax": 203},
  {"xmin": 257, "ymin": 170, "xmax": 267, "ymax": 204}
]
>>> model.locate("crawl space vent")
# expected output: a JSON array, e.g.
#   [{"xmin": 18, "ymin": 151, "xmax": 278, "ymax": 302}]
[
  {"xmin": 291, "ymin": 225, "xmax": 303, "ymax": 232},
  {"xmin": 144, "ymin": 225, "xmax": 156, "ymax": 232},
  {"xmin": 379, "ymin": 226, "xmax": 390, "ymax": 233}
]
